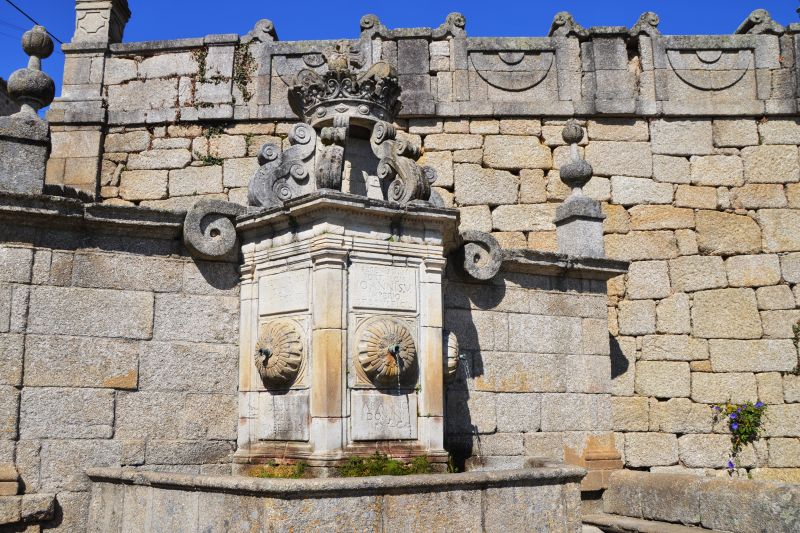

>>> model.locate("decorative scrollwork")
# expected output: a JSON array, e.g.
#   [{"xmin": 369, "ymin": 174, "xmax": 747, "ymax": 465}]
[
  {"xmin": 183, "ymin": 199, "xmax": 246, "ymax": 261},
  {"xmin": 254, "ymin": 320, "xmax": 305, "ymax": 388},
  {"xmin": 459, "ymin": 230, "xmax": 503, "ymax": 281},
  {"xmin": 248, "ymin": 123, "xmax": 317, "ymax": 208},
  {"xmin": 357, "ymin": 318, "xmax": 417, "ymax": 387}
]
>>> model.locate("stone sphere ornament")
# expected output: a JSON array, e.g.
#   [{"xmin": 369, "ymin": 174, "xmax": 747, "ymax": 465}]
[
  {"xmin": 357, "ymin": 318, "xmax": 417, "ymax": 387},
  {"xmin": 254, "ymin": 320, "xmax": 305, "ymax": 388},
  {"xmin": 7, "ymin": 25, "xmax": 55, "ymax": 112},
  {"xmin": 22, "ymin": 26, "xmax": 54, "ymax": 60}
]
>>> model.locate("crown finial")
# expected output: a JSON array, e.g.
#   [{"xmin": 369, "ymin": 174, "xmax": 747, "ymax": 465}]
[{"xmin": 7, "ymin": 26, "xmax": 55, "ymax": 114}]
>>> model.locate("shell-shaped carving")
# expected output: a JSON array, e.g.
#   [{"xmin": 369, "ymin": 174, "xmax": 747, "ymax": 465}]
[
  {"xmin": 667, "ymin": 49, "xmax": 752, "ymax": 91},
  {"xmin": 445, "ymin": 330, "xmax": 459, "ymax": 382},
  {"xmin": 470, "ymin": 51, "xmax": 553, "ymax": 92},
  {"xmin": 255, "ymin": 320, "xmax": 304, "ymax": 388},
  {"xmin": 358, "ymin": 318, "xmax": 417, "ymax": 387}
]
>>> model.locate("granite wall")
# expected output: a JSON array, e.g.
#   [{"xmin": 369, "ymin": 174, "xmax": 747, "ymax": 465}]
[{"xmin": 0, "ymin": 198, "xmax": 239, "ymax": 530}]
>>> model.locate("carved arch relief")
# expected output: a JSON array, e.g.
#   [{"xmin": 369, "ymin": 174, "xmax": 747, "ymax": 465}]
[
  {"xmin": 667, "ymin": 49, "xmax": 752, "ymax": 91},
  {"xmin": 469, "ymin": 50, "xmax": 554, "ymax": 91}
]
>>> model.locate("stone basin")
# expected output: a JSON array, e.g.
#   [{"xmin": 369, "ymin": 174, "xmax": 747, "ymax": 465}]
[{"xmin": 86, "ymin": 465, "xmax": 585, "ymax": 532}]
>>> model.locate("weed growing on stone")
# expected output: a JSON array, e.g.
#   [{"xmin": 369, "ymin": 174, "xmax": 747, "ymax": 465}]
[
  {"xmin": 195, "ymin": 153, "xmax": 223, "ymax": 166},
  {"xmin": 247, "ymin": 461, "xmax": 309, "ymax": 479},
  {"xmin": 337, "ymin": 453, "xmax": 433, "ymax": 477},
  {"xmin": 792, "ymin": 321, "xmax": 800, "ymax": 374},
  {"xmin": 712, "ymin": 401, "xmax": 767, "ymax": 475}
]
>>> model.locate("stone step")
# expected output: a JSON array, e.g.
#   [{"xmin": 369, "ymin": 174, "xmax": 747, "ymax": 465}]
[{"xmin": 583, "ymin": 513, "xmax": 728, "ymax": 533}]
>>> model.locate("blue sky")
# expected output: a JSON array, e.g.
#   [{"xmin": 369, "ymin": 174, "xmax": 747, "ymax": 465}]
[{"xmin": 0, "ymin": 0, "xmax": 797, "ymax": 101}]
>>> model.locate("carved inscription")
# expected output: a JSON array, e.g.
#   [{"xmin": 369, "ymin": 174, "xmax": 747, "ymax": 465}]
[
  {"xmin": 259, "ymin": 269, "xmax": 310, "ymax": 315},
  {"xmin": 257, "ymin": 393, "xmax": 309, "ymax": 441},
  {"xmin": 351, "ymin": 390, "xmax": 417, "ymax": 440},
  {"xmin": 350, "ymin": 264, "xmax": 416, "ymax": 311}
]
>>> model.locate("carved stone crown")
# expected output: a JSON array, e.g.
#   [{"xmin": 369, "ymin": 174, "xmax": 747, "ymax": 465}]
[{"xmin": 289, "ymin": 62, "xmax": 401, "ymax": 127}]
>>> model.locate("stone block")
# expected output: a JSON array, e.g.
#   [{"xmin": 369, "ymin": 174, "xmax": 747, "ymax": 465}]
[
  {"xmin": 518, "ymin": 169, "xmax": 546, "ymax": 203},
  {"xmin": 781, "ymin": 252, "xmax": 800, "ymax": 283},
  {"xmin": 768, "ymin": 438, "xmax": 800, "ymax": 467},
  {"xmin": 624, "ymin": 433, "xmax": 678, "ymax": 467},
  {"xmin": 668, "ymin": 255, "xmax": 726, "ymax": 293},
  {"xmin": 127, "ymin": 149, "xmax": 192, "ymax": 171},
  {"xmin": 689, "ymin": 155, "xmax": 744, "ymax": 187},
  {"xmin": 104, "ymin": 131, "xmax": 150, "ymax": 153},
  {"xmin": 0, "ymin": 247, "xmax": 32, "ymax": 284},
  {"xmin": 675, "ymin": 229, "xmax": 698, "ymax": 256},
  {"xmin": 641, "ymin": 335, "xmax": 708, "ymax": 361},
  {"xmin": 628, "ymin": 205, "xmax": 693, "ymax": 231},
  {"xmin": 617, "ymin": 299, "xmax": 655, "ymax": 336},
  {"xmin": 491, "ymin": 204, "xmax": 556, "ymax": 231},
  {"xmin": 139, "ymin": 52, "xmax": 198, "ymax": 78},
  {"xmin": 474, "ymin": 353, "xmax": 566, "ymax": 393},
  {"xmin": 697, "ymin": 211, "xmax": 762, "ymax": 256},
  {"xmin": 674, "ymin": 185, "xmax": 716, "ymax": 209},
  {"xmin": 507, "ymin": 314, "xmax": 581, "ymax": 354},
  {"xmin": 119, "ymin": 170, "xmax": 168, "ymax": 201},
  {"xmin": 758, "ymin": 209, "xmax": 800, "ymax": 252},
  {"xmin": 24, "ymin": 335, "xmax": 138, "ymax": 389},
  {"xmin": 446, "ymin": 390, "xmax": 496, "ymax": 434},
  {"xmin": 691, "ymin": 372, "xmax": 758, "ymax": 404},
  {"xmin": 115, "ymin": 391, "xmax": 236, "ymax": 440},
  {"xmin": 483, "ymin": 136, "xmax": 551, "ymax": 170},
  {"xmin": 788, "ymin": 183, "xmax": 800, "ymax": 208},
  {"xmin": 540, "ymin": 393, "xmax": 610, "ymax": 431},
  {"xmin": 760, "ymin": 309, "xmax": 800, "ymax": 338},
  {"xmin": 635, "ymin": 361, "xmax": 690, "ymax": 398},
  {"xmin": 652, "ymin": 155, "xmax": 690, "ymax": 184},
  {"xmin": 27, "ymin": 286, "xmax": 154, "ymax": 340},
  {"xmin": 0, "ymin": 334, "xmax": 22, "ymax": 386},
  {"xmin": 457, "ymin": 206, "xmax": 492, "ymax": 232},
  {"xmin": 650, "ymin": 398, "xmax": 712, "ymax": 433},
  {"xmin": 679, "ymin": 434, "xmax": 743, "ymax": 468},
  {"xmin": 709, "ymin": 339, "xmax": 797, "ymax": 372},
  {"xmin": 713, "ymin": 119, "xmax": 758, "ymax": 147},
  {"xmin": 605, "ymin": 231, "xmax": 678, "ymax": 261},
  {"xmin": 742, "ymin": 145, "xmax": 800, "ymax": 183},
  {"xmin": 700, "ymin": 476, "xmax": 800, "ymax": 532},
  {"xmin": 656, "ymin": 294, "xmax": 691, "ymax": 334},
  {"xmin": 20, "ymin": 388, "xmax": 115, "ymax": 439},
  {"xmin": 72, "ymin": 252, "xmax": 183, "ymax": 292},
  {"xmin": 611, "ymin": 337, "xmax": 637, "ymax": 397},
  {"xmin": 424, "ymin": 134, "xmax": 482, "ymax": 151},
  {"xmin": 612, "ymin": 396, "xmax": 649, "ymax": 431},
  {"xmin": 498, "ymin": 119, "xmax": 541, "ymax": 136},
  {"xmin": 602, "ymin": 203, "xmax": 630, "ymax": 234},
  {"xmin": 153, "ymin": 294, "xmax": 238, "ymax": 344},
  {"xmin": 209, "ymin": 135, "xmax": 247, "ymax": 159},
  {"xmin": 756, "ymin": 372, "xmax": 784, "ymax": 405},
  {"xmin": 523, "ymin": 432, "xmax": 564, "ymax": 462},
  {"xmin": 785, "ymin": 375, "xmax": 800, "ymax": 403},
  {"xmin": 730, "ymin": 184, "xmax": 787, "ymax": 209},
  {"xmin": 39, "ymin": 440, "xmax": 122, "ymax": 492},
  {"xmin": 418, "ymin": 150, "xmax": 453, "ymax": 188},
  {"xmin": 587, "ymin": 119, "xmax": 649, "ymax": 141},
  {"xmin": 453, "ymin": 164, "xmax": 517, "ymax": 205},
  {"xmin": 469, "ymin": 119, "xmax": 498, "ymax": 134},
  {"xmin": 169, "ymin": 165, "xmax": 223, "ymax": 196},
  {"xmin": 759, "ymin": 119, "xmax": 800, "ymax": 145},
  {"xmin": 0, "ymin": 386, "xmax": 18, "ymax": 439},
  {"xmin": 756, "ymin": 285, "xmax": 794, "ymax": 310},
  {"xmin": 145, "ymin": 440, "xmax": 233, "ymax": 465},
  {"xmin": 725, "ymin": 254, "xmax": 781, "ymax": 287},
  {"xmin": 651, "ymin": 120, "xmax": 713, "ymax": 156},
  {"xmin": 692, "ymin": 288, "xmax": 761, "ymax": 340},
  {"xmin": 139, "ymin": 341, "xmax": 237, "ymax": 393},
  {"xmin": 626, "ymin": 261, "xmax": 670, "ymax": 300},
  {"xmin": 495, "ymin": 393, "xmax": 541, "ymax": 432},
  {"xmin": 763, "ymin": 404, "xmax": 800, "ymax": 437},
  {"xmin": 610, "ymin": 176, "xmax": 671, "ymax": 206},
  {"xmin": 586, "ymin": 142, "xmax": 652, "ymax": 178}
]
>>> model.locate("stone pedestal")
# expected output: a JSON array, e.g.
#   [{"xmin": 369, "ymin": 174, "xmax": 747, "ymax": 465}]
[
  {"xmin": 0, "ymin": 112, "xmax": 48, "ymax": 195},
  {"xmin": 234, "ymin": 192, "xmax": 457, "ymax": 470}
]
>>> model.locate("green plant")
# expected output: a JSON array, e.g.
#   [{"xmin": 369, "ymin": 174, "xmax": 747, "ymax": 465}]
[
  {"xmin": 247, "ymin": 461, "xmax": 308, "ymax": 479},
  {"xmin": 194, "ymin": 152, "xmax": 223, "ymax": 166},
  {"xmin": 192, "ymin": 47, "xmax": 209, "ymax": 82},
  {"xmin": 203, "ymin": 124, "xmax": 226, "ymax": 139},
  {"xmin": 337, "ymin": 453, "xmax": 433, "ymax": 477},
  {"xmin": 233, "ymin": 43, "xmax": 256, "ymax": 102},
  {"xmin": 793, "ymin": 321, "xmax": 800, "ymax": 374},
  {"xmin": 712, "ymin": 401, "xmax": 767, "ymax": 474}
]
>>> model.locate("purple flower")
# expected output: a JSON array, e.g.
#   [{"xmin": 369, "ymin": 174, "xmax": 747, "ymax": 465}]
[
  {"xmin": 712, "ymin": 405, "xmax": 721, "ymax": 411},
  {"xmin": 727, "ymin": 460, "xmax": 735, "ymax": 470},
  {"xmin": 756, "ymin": 401, "xmax": 764, "ymax": 408},
  {"xmin": 730, "ymin": 412, "xmax": 738, "ymax": 419},
  {"xmin": 731, "ymin": 422, "xmax": 739, "ymax": 431}
]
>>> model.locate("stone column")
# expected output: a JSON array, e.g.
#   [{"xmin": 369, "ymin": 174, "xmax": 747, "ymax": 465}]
[
  {"xmin": 236, "ymin": 245, "xmax": 258, "ymax": 449},
  {"xmin": 309, "ymin": 242, "xmax": 348, "ymax": 453},
  {"xmin": 417, "ymin": 257, "xmax": 446, "ymax": 451},
  {"xmin": 46, "ymin": 1, "xmax": 131, "ymax": 194}
]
